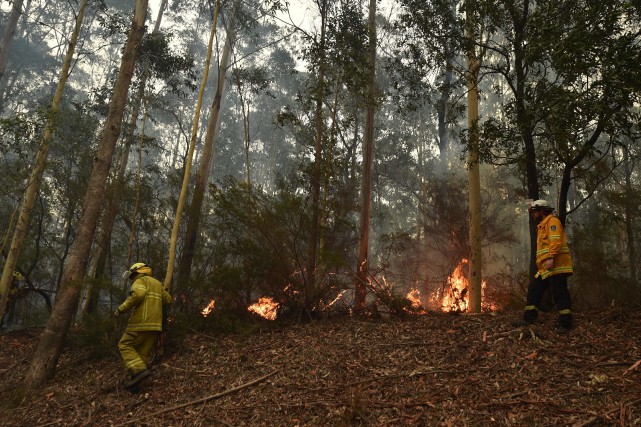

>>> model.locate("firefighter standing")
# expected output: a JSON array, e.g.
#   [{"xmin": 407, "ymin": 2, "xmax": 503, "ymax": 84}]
[
  {"xmin": 115, "ymin": 262, "xmax": 172, "ymax": 391},
  {"xmin": 520, "ymin": 200, "xmax": 573, "ymax": 331}
]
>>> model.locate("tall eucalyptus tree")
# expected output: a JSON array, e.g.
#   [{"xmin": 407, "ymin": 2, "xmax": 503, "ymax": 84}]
[
  {"xmin": 354, "ymin": 0, "xmax": 377, "ymax": 310},
  {"xmin": 25, "ymin": 0, "xmax": 149, "ymax": 387}
]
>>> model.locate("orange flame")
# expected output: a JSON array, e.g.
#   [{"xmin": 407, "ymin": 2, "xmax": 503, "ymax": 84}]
[
  {"xmin": 430, "ymin": 258, "xmax": 495, "ymax": 312},
  {"xmin": 442, "ymin": 259, "xmax": 469, "ymax": 312},
  {"xmin": 201, "ymin": 299, "xmax": 216, "ymax": 317},
  {"xmin": 405, "ymin": 288, "xmax": 427, "ymax": 314},
  {"xmin": 325, "ymin": 290, "xmax": 347, "ymax": 310},
  {"xmin": 248, "ymin": 297, "xmax": 279, "ymax": 320}
]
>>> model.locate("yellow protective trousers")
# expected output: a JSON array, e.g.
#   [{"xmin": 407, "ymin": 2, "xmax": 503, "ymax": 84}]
[{"xmin": 118, "ymin": 330, "xmax": 159, "ymax": 375}]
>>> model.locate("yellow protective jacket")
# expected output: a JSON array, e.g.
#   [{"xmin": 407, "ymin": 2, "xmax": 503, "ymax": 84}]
[
  {"xmin": 118, "ymin": 273, "xmax": 172, "ymax": 332},
  {"xmin": 536, "ymin": 213, "xmax": 573, "ymax": 279}
]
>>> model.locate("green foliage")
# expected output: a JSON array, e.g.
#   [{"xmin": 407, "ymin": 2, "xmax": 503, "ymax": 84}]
[
  {"xmin": 173, "ymin": 308, "xmax": 260, "ymax": 337},
  {"xmin": 389, "ymin": 0, "xmax": 464, "ymax": 113},
  {"xmin": 180, "ymin": 176, "xmax": 355, "ymax": 317},
  {"xmin": 571, "ymin": 200, "xmax": 641, "ymax": 308},
  {"xmin": 68, "ymin": 313, "xmax": 121, "ymax": 359},
  {"xmin": 231, "ymin": 66, "xmax": 273, "ymax": 98},
  {"xmin": 478, "ymin": 0, "xmax": 641, "ymax": 200},
  {"xmin": 138, "ymin": 32, "xmax": 197, "ymax": 96},
  {"xmin": 93, "ymin": 0, "xmax": 131, "ymax": 38}
]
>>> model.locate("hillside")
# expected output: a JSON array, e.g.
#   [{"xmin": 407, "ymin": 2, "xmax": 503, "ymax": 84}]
[{"xmin": 1, "ymin": 310, "xmax": 641, "ymax": 426}]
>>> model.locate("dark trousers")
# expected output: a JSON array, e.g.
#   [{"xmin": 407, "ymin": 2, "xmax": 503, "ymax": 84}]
[{"xmin": 524, "ymin": 274, "xmax": 572, "ymax": 327}]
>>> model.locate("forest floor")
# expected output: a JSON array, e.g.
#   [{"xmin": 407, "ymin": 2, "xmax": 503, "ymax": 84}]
[{"xmin": 1, "ymin": 309, "xmax": 641, "ymax": 426}]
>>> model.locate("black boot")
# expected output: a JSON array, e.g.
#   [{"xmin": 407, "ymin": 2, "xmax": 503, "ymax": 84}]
[
  {"xmin": 125, "ymin": 369, "xmax": 151, "ymax": 390},
  {"xmin": 557, "ymin": 313, "xmax": 573, "ymax": 332},
  {"xmin": 513, "ymin": 308, "xmax": 538, "ymax": 327},
  {"xmin": 126, "ymin": 383, "xmax": 141, "ymax": 394}
]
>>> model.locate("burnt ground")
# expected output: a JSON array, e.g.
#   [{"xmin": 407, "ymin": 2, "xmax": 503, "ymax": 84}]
[{"xmin": 1, "ymin": 309, "xmax": 641, "ymax": 426}]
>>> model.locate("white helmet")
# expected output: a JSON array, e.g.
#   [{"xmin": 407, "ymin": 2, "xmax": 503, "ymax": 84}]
[
  {"xmin": 122, "ymin": 262, "xmax": 151, "ymax": 279},
  {"xmin": 529, "ymin": 199, "xmax": 554, "ymax": 211}
]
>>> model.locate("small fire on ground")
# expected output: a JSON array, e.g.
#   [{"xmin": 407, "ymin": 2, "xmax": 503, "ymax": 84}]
[
  {"xmin": 201, "ymin": 299, "xmax": 216, "ymax": 317},
  {"xmin": 406, "ymin": 258, "xmax": 495, "ymax": 313},
  {"xmin": 248, "ymin": 297, "xmax": 279, "ymax": 320},
  {"xmin": 200, "ymin": 297, "xmax": 279, "ymax": 320}
]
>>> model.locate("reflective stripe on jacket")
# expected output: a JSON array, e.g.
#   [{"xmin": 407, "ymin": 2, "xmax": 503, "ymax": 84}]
[
  {"xmin": 119, "ymin": 274, "xmax": 172, "ymax": 331},
  {"xmin": 535, "ymin": 213, "xmax": 573, "ymax": 279}
]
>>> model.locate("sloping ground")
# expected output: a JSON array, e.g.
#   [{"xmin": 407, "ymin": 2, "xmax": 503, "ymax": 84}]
[{"xmin": 1, "ymin": 309, "xmax": 641, "ymax": 426}]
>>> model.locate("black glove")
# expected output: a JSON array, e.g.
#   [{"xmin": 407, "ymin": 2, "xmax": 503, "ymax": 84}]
[{"xmin": 114, "ymin": 308, "xmax": 122, "ymax": 318}]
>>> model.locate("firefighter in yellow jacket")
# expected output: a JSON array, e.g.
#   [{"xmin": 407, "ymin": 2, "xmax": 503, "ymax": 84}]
[
  {"xmin": 115, "ymin": 262, "xmax": 172, "ymax": 391},
  {"xmin": 520, "ymin": 200, "xmax": 573, "ymax": 331}
]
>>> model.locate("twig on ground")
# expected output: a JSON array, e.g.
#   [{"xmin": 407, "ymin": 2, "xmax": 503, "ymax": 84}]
[
  {"xmin": 0, "ymin": 357, "xmax": 25, "ymax": 374},
  {"xmin": 623, "ymin": 359, "xmax": 641, "ymax": 376},
  {"xmin": 572, "ymin": 398, "xmax": 641, "ymax": 427},
  {"xmin": 113, "ymin": 369, "xmax": 280, "ymax": 426}
]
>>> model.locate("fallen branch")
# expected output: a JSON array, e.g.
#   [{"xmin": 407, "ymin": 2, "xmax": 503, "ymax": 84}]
[
  {"xmin": 189, "ymin": 328, "xmax": 222, "ymax": 342},
  {"xmin": 572, "ymin": 398, "xmax": 641, "ymax": 427},
  {"xmin": 496, "ymin": 390, "xmax": 529, "ymax": 400},
  {"xmin": 0, "ymin": 356, "xmax": 26, "ymax": 374},
  {"xmin": 375, "ymin": 341, "xmax": 431, "ymax": 347},
  {"xmin": 114, "ymin": 369, "xmax": 280, "ymax": 426},
  {"xmin": 476, "ymin": 398, "xmax": 558, "ymax": 408},
  {"xmin": 36, "ymin": 419, "xmax": 63, "ymax": 427},
  {"xmin": 623, "ymin": 359, "xmax": 641, "ymax": 376}
]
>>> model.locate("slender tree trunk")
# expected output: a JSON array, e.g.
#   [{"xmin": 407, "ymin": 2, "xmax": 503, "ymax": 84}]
[
  {"xmin": 0, "ymin": 0, "xmax": 23, "ymax": 83},
  {"xmin": 0, "ymin": 0, "xmax": 89, "ymax": 318},
  {"xmin": 558, "ymin": 165, "xmax": 572, "ymax": 227},
  {"xmin": 436, "ymin": 0, "xmax": 457, "ymax": 175},
  {"xmin": 24, "ymin": 0, "xmax": 148, "ymax": 387},
  {"xmin": 177, "ymin": 3, "xmax": 237, "ymax": 293},
  {"xmin": 0, "ymin": 204, "xmax": 19, "ymax": 257},
  {"xmin": 320, "ymin": 78, "xmax": 341, "ymax": 254},
  {"xmin": 622, "ymin": 147, "xmax": 638, "ymax": 286},
  {"xmin": 125, "ymin": 104, "xmax": 147, "ymax": 270},
  {"xmin": 54, "ymin": 199, "xmax": 76, "ymax": 293},
  {"xmin": 417, "ymin": 112, "xmax": 425, "ymax": 242},
  {"xmin": 164, "ymin": 0, "xmax": 221, "ymax": 291},
  {"xmin": 236, "ymin": 81, "xmax": 251, "ymax": 187},
  {"xmin": 354, "ymin": 0, "xmax": 377, "ymax": 311},
  {"xmin": 82, "ymin": 0, "xmax": 168, "ymax": 315},
  {"xmin": 465, "ymin": 0, "xmax": 482, "ymax": 313},
  {"xmin": 508, "ymin": 2, "xmax": 539, "ymax": 278},
  {"xmin": 557, "ymin": 119, "xmax": 607, "ymax": 226},
  {"xmin": 82, "ymin": 88, "xmax": 142, "ymax": 315},
  {"xmin": 306, "ymin": 0, "xmax": 327, "ymax": 311}
]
